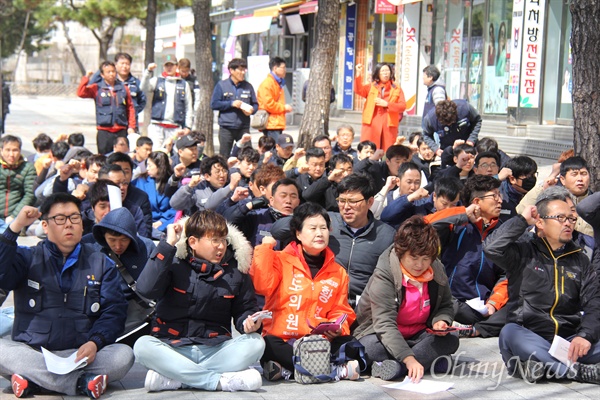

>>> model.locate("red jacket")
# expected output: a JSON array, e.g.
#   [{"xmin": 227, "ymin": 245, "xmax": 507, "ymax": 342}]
[
  {"xmin": 250, "ymin": 242, "xmax": 355, "ymax": 340},
  {"xmin": 77, "ymin": 76, "xmax": 136, "ymax": 132}
]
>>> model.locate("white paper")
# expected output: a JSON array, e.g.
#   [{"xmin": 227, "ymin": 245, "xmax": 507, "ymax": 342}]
[
  {"xmin": 107, "ymin": 185, "xmax": 123, "ymax": 210},
  {"xmin": 240, "ymin": 102, "xmax": 254, "ymax": 113},
  {"xmin": 41, "ymin": 347, "xmax": 88, "ymax": 375},
  {"xmin": 383, "ymin": 376, "xmax": 454, "ymax": 394},
  {"xmin": 549, "ymin": 335, "xmax": 575, "ymax": 371},
  {"xmin": 466, "ymin": 297, "xmax": 489, "ymax": 316}
]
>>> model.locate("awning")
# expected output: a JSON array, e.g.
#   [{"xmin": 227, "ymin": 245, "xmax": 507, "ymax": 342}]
[
  {"xmin": 299, "ymin": 0, "xmax": 318, "ymax": 15},
  {"xmin": 229, "ymin": 15, "xmax": 273, "ymax": 36},
  {"xmin": 254, "ymin": 1, "xmax": 306, "ymax": 17}
]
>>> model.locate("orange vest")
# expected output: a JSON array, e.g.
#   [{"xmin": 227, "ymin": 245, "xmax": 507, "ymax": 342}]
[{"xmin": 354, "ymin": 76, "xmax": 405, "ymax": 127}]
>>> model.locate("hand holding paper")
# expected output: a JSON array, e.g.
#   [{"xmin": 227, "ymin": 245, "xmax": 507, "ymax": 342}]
[{"xmin": 41, "ymin": 348, "xmax": 88, "ymax": 375}]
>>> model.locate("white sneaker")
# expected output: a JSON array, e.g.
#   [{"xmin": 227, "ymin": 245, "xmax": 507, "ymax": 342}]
[
  {"xmin": 219, "ymin": 369, "xmax": 262, "ymax": 392},
  {"xmin": 335, "ymin": 360, "xmax": 360, "ymax": 380},
  {"xmin": 144, "ymin": 370, "xmax": 182, "ymax": 392}
]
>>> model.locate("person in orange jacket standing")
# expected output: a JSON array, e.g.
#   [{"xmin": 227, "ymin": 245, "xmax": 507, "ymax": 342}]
[
  {"xmin": 257, "ymin": 57, "xmax": 293, "ymax": 142},
  {"xmin": 354, "ymin": 63, "xmax": 406, "ymax": 152}
]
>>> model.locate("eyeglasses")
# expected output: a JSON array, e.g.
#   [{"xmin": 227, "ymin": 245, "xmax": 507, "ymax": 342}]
[
  {"xmin": 478, "ymin": 193, "xmax": 502, "ymax": 202},
  {"xmin": 211, "ymin": 168, "xmax": 228, "ymax": 176},
  {"xmin": 540, "ymin": 215, "xmax": 578, "ymax": 224},
  {"xmin": 202, "ymin": 237, "xmax": 230, "ymax": 247},
  {"xmin": 337, "ymin": 197, "xmax": 365, "ymax": 207},
  {"xmin": 117, "ymin": 181, "xmax": 129, "ymax": 187},
  {"xmin": 46, "ymin": 213, "xmax": 82, "ymax": 225},
  {"xmin": 477, "ymin": 163, "xmax": 498, "ymax": 170}
]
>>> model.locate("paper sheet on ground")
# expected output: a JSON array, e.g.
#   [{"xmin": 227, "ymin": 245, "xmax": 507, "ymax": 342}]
[
  {"xmin": 382, "ymin": 376, "xmax": 454, "ymax": 394},
  {"xmin": 549, "ymin": 335, "xmax": 575, "ymax": 371},
  {"xmin": 41, "ymin": 347, "xmax": 88, "ymax": 375},
  {"xmin": 466, "ymin": 297, "xmax": 489, "ymax": 316}
]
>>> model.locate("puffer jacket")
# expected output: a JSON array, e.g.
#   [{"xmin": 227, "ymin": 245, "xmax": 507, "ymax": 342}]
[
  {"xmin": 136, "ymin": 222, "xmax": 258, "ymax": 346},
  {"xmin": 0, "ymin": 156, "xmax": 36, "ymax": 219},
  {"xmin": 483, "ymin": 215, "xmax": 600, "ymax": 344},
  {"xmin": 250, "ymin": 241, "xmax": 356, "ymax": 340},
  {"xmin": 354, "ymin": 246, "xmax": 454, "ymax": 362},
  {"xmin": 257, "ymin": 73, "xmax": 286, "ymax": 130}
]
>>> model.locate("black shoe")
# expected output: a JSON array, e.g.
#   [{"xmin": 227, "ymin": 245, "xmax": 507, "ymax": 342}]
[
  {"xmin": 371, "ymin": 360, "xmax": 402, "ymax": 381},
  {"xmin": 574, "ymin": 363, "xmax": 600, "ymax": 384},
  {"xmin": 518, "ymin": 360, "xmax": 545, "ymax": 383}
]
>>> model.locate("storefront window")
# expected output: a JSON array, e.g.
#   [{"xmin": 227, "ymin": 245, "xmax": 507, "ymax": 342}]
[{"xmin": 482, "ymin": 0, "xmax": 511, "ymax": 114}]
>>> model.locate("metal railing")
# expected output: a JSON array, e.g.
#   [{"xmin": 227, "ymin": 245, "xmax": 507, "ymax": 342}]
[{"xmin": 8, "ymin": 83, "xmax": 79, "ymax": 97}]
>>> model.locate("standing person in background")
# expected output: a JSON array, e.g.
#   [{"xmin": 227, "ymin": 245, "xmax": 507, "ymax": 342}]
[
  {"xmin": 422, "ymin": 65, "xmax": 447, "ymax": 118},
  {"xmin": 77, "ymin": 62, "xmax": 136, "ymax": 155},
  {"xmin": 178, "ymin": 58, "xmax": 200, "ymax": 122},
  {"xmin": 354, "ymin": 63, "xmax": 406, "ymax": 151},
  {"xmin": 257, "ymin": 57, "xmax": 293, "ymax": 141},
  {"xmin": 141, "ymin": 58, "xmax": 193, "ymax": 149},
  {"xmin": 211, "ymin": 58, "xmax": 258, "ymax": 157},
  {"xmin": 1, "ymin": 79, "xmax": 10, "ymax": 135}
]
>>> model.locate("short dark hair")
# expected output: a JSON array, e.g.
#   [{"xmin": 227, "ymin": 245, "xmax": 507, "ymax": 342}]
[
  {"xmin": 237, "ymin": 147, "xmax": 260, "ymax": 163},
  {"xmin": 228, "ymin": 58, "xmax": 247, "ymax": 70},
  {"xmin": 311, "ymin": 135, "xmax": 331, "ymax": 146},
  {"xmin": 386, "ymin": 145, "xmax": 411, "ymax": 161},
  {"xmin": 185, "ymin": 209, "xmax": 228, "ymax": 242},
  {"xmin": 98, "ymin": 163, "xmax": 124, "ymax": 179},
  {"xmin": 560, "ymin": 156, "xmax": 588, "ymax": 176},
  {"xmin": 1, "ymin": 135, "xmax": 22, "ymax": 149},
  {"xmin": 475, "ymin": 137, "xmax": 499, "ymax": 154},
  {"xmin": 68, "ymin": 133, "xmax": 85, "ymax": 147},
  {"xmin": 107, "ymin": 152, "xmax": 134, "ymax": 171},
  {"xmin": 372, "ymin": 62, "xmax": 395, "ymax": 83},
  {"xmin": 90, "ymin": 179, "xmax": 118, "ymax": 207},
  {"xmin": 397, "ymin": 161, "xmax": 421, "ymax": 179},
  {"xmin": 338, "ymin": 173, "xmax": 376, "ymax": 199},
  {"xmin": 100, "ymin": 61, "xmax": 115, "ymax": 73},
  {"xmin": 269, "ymin": 57, "xmax": 286, "ymax": 70},
  {"xmin": 462, "ymin": 174, "xmax": 501, "ymax": 204},
  {"xmin": 32, "ymin": 133, "xmax": 53, "ymax": 152},
  {"xmin": 71, "ymin": 149, "xmax": 93, "ymax": 163},
  {"xmin": 290, "ymin": 202, "xmax": 330, "ymax": 243},
  {"xmin": 505, "ymin": 156, "xmax": 537, "ymax": 178},
  {"xmin": 394, "ymin": 215, "xmax": 439, "ymax": 261},
  {"xmin": 475, "ymin": 151, "xmax": 500, "ymax": 167},
  {"xmin": 136, "ymin": 136, "xmax": 153, "ymax": 147},
  {"xmin": 51, "ymin": 141, "xmax": 70, "ymax": 160},
  {"xmin": 200, "ymin": 155, "xmax": 228, "ymax": 175},
  {"xmin": 330, "ymin": 153, "xmax": 353, "ymax": 168},
  {"xmin": 40, "ymin": 193, "xmax": 81, "ymax": 219},
  {"xmin": 409, "ymin": 132, "xmax": 422, "ymax": 144},
  {"xmin": 271, "ymin": 178, "xmax": 300, "ymax": 197},
  {"xmin": 258, "ymin": 135, "xmax": 276, "ymax": 152},
  {"xmin": 86, "ymin": 154, "xmax": 106, "ymax": 170},
  {"xmin": 357, "ymin": 140, "xmax": 376, "ymax": 152},
  {"xmin": 422, "ymin": 65, "xmax": 441, "ymax": 81},
  {"xmin": 305, "ymin": 147, "xmax": 325, "ymax": 162},
  {"xmin": 434, "ymin": 177, "xmax": 462, "ymax": 201},
  {"xmin": 114, "ymin": 52, "xmax": 132, "ymax": 63},
  {"xmin": 435, "ymin": 100, "xmax": 458, "ymax": 126},
  {"xmin": 178, "ymin": 58, "xmax": 192, "ymax": 69},
  {"xmin": 191, "ymin": 131, "xmax": 206, "ymax": 143},
  {"xmin": 453, "ymin": 143, "xmax": 476, "ymax": 157}
]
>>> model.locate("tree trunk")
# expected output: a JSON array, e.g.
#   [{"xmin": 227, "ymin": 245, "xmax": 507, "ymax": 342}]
[
  {"xmin": 61, "ymin": 20, "xmax": 86, "ymax": 76},
  {"xmin": 12, "ymin": 10, "xmax": 30, "ymax": 78},
  {"xmin": 192, "ymin": 0, "xmax": 215, "ymax": 155},
  {"xmin": 144, "ymin": 0, "xmax": 157, "ymax": 66},
  {"xmin": 570, "ymin": 1, "xmax": 600, "ymax": 192},
  {"xmin": 297, "ymin": 0, "xmax": 340, "ymax": 148}
]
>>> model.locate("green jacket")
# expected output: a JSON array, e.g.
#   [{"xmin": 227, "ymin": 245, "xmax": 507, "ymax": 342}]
[
  {"xmin": 0, "ymin": 156, "xmax": 36, "ymax": 219},
  {"xmin": 354, "ymin": 246, "xmax": 454, "ymax": 362}
]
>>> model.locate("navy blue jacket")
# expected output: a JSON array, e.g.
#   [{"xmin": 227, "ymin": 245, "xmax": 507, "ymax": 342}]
[
  {"xmin": 499, "ymin": 180, "xmax": 525, "ymax": 223},
  {"xmin": 90, "ymin": 70, "xmax": 146, "ymax": 125},
  {"xmin": 381, "ymin": 194, "xmax": 435, "ymax": 230},
  {"xmin": 422, "ymin": 99, "xmax": 482, "ymax": 153},
  {"xmin": 152, "ymin": 77, "xmax": 189, "ymax": 128},
  {"xmin": 211, "ymin": 78, "xmax": 258, "ymax": 129},
  {"xmin": 0, "ymin": 229, "xmax": 126, "ymax": 351}
]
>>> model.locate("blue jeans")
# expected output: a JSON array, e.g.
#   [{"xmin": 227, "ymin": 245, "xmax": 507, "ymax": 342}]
[
  {"xmin": 133, "ymin": 333, "xmax": 265, "ymax": 390},
  {"xmin": 0, "ymin": 219, "xmax": 8, "ymax": 234},
  {"xmin": 0, "ymin": 307, "xmax": 14, "ymax": 337},
  {"xmin": 499, "ymin": 323, "xmax": 600, "ymax": 379}
]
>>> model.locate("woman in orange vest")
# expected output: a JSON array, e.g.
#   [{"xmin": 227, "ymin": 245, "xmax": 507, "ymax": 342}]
[{"xmin": 354, "ymin": 63, "xmax": 406, "ymax": 151}]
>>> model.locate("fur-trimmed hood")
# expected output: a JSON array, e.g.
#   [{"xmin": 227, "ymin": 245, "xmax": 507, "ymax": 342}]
[{"xmin": 174, "ymin": 217, "xmax": 253, "ymax": 273}]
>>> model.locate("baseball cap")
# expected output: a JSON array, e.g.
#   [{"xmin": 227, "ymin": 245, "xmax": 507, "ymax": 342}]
[
  {"xmin": 277, "ymin": 133, "xmax": 294, "ymax": 149},
  {"xmin": 176, "ymin": 134, "xmax": 199, "ymax": 149},
  {"xmin": 163, "ymin": 56, "xmax": 178, "ymax": 66}
]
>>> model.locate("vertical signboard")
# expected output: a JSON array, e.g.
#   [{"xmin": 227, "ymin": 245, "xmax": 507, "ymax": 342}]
[
  {"xmin": 446, "ymin": 5, "xmax": 464, "ymax": 100},
  {"xmin": 518, "ymin": 0, "xmax": 546, "ymax": 108},
  {"xmin": 508, "ymin": 0, "xmax": 525, "ymax": 108},
  {"xmin": 401, "ymin": 3, "xmax": 420, "ymax": 115},
  {"xmin": 342, "ymin": 3, "xmax": 357, "ymax": 110}
]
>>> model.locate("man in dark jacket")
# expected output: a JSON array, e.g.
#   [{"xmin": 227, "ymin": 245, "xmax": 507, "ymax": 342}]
[
  {"xmin": 353, "ymin": 144, "xmax": 411, "ymax": 193},
  {"xmin": 484, "ymin": 189, "xmax": 600, "ymax": 384},
  {"xmin": 211, "ymin": 58, "xmax": 258, "ymax": 157},
  {"xmin": 1, "ymin": 79, "xmax": 10, "ymax": 135},
  {"xmin": 133, "ymin": 211, "xmax": 265, "ymax": 392},
  {"xmin": 0, "ymin": 135, "xmax": 36, "ymax": 226},
  {"xmin": 84, "ymin": 207, "xmax": 156, "ymax": 346},
  {"xmin": 0, "ymin": 193, "xmax": 133, "ymax": 398}
]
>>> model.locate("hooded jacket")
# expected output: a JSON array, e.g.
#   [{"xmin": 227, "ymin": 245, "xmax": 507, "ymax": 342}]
[
  {"xmin": 0, "ymin": 156, "xmax": 36, "ymax": 219},
  {"xmin": 136, "ymin": 222, "xmax": 258, "ymax": 346}
]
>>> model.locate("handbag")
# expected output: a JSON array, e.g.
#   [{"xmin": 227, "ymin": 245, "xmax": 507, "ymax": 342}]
[
  {"xmin": 292, "ymin": 335, "xmax": 334, "ymax": 384},
  {"xmin": 251, "ymin": 109, "xmax": 270, "ymax": 130}
]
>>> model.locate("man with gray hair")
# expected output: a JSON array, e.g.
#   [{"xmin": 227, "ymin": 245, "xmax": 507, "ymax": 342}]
[{"xmin": 484, "ymin": 187, "xmax": 600, "ymax": 384}]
